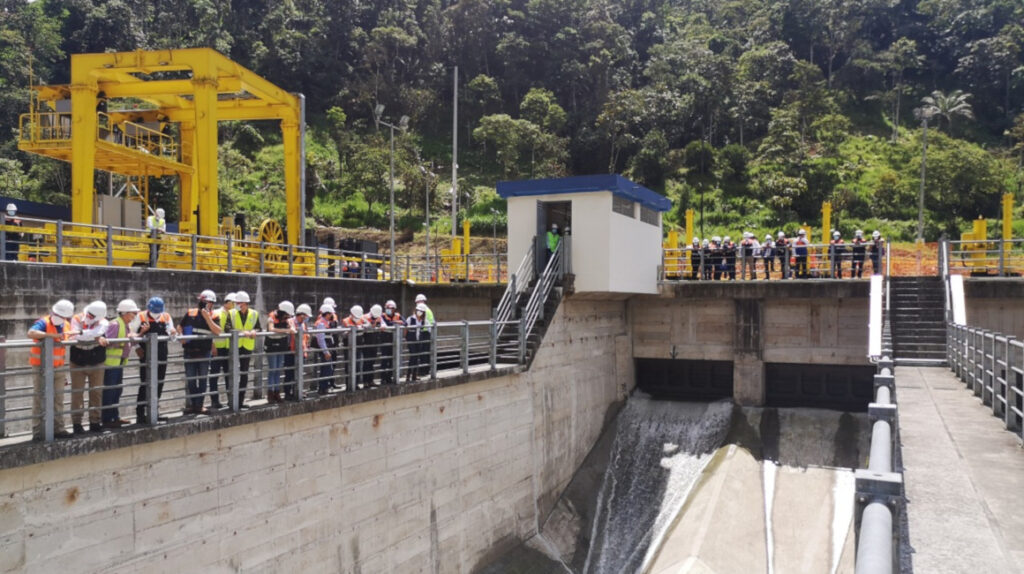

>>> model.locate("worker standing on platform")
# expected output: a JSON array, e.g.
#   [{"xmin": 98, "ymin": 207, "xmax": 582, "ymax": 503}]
[
  {"xmin": 689, "ymin": 237, "xmax": 701, "ymax": 280},
  {"xmin": 701, "ymin": 239, "xmax": 712, "ymax": 280},
  {"xmin": 265, "ymin": 301, "xmax": 294, "ymax": 403},
  {"xmin": 321, "ymin": 297, "xmax": 341, "ymax": 389},
  {"xmin": 28, "ymin": 299, "xmax": 74, "ymax": 440},
  {"xmin": 406, "ymin": 303, "xmax": 430, "ymax": 382},
  {"xmin": 145, "ymin": 208, "xmax": 166, "ymax": 267},
  {"xmin": 740, "ymin": 232, "xmax": 759, "ymax": 280},
  {"xmin": 869, "ymin": 231, "xmax": 885, "ymax": 275},
  {"xmin": 102, "ymin": 299, "xmax": 138, "ymax": 428},
  {"xmin": 4, "ymin": 203, "xmax": 23, "ymax": 261},
  {"xmin": 229, "ymin": 291, "xmax": 260, "ymax": 406},
  {"xmin": 68, "ymin": 301, "xmax": 110, "ymax": 434},
  {"xmin": 313, "ymin": 304, "xmax": 338, "ymax": 395},
  {"xmin": 178, "ymin": 290, "xmax": 221, "ymax": 414},
  {"xmin": 709, "ymin": 237, "xmax": 722, "ymax": 280},
  {"xmin": 286, "ymin": 304, "xmax": 311, "ymax": 399},
  {"xmin": 830, "ymin": 231, "xmax": 846, "ymax": 279},
  {"xmin": 380, "ymin": 300, "xmax": 402, "ymax": 385},
  {"xmin": 546, "ymin": 223, "xmax": 561, "ymax": 264},
  {"xmin": 136, "ymin": 297, "xmax": 174, "ymax": 423},
  {"xmin": 343, "ymin": 305, "xmax": 367, "ymax": 388},
  {"xmin": 794, "ymin": 229, "xmax": 810, "ymax": 279},
  {"xmin": 362, "ymin": 304, "xmax": 386, "ymax": 386},
  {"xmin": 207, "ymin": 292, "xmax": 235, "ymax": 409},
  {"xmin": 762, "ymin": 234, "xmax": 775, "ymax": 279},
  {"xmin": 851, "ymin": 230, "xmax": 867, "ymax": 278},
  {"xmin": 414, "ymin": 294, "xmax": 435, "ymax": 325},
  {"xmin": 776, "ymin": 231, "xmax": 790, "ymax": 279},
  {"xmin": 722, "ymin": 236, "xmax": 737, "ymax": 280}
]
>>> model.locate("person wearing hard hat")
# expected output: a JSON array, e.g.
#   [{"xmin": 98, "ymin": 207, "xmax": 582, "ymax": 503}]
[
  {"xmin": 700, "ymin": 239, "xmax": 712, "ymax": 280},
  {"xmin": 869, "ymin": 230, "xmax": 885, "ymax": 275},
  {"xmin": 688, "ymin": 237, "xmax": 702, "ymax": 281},
  {"xmin": 722, "ymin": 236, "xmax": 737, "ymax": 280},
  {"xmin": 546, "ymin": 223, "xmax": 561, "ymax": 265},
  {"xmin": 3, "ymin": 202, "xmax": 23, "ymax": 261},
  {"xmin": 207, "ymin": 293, "xmax": 236, "ymax": 409},
  {"xmin": 380, "ymin": 300, "xmax": 402, "ymax": 385},
  {"xmin": 405, "ymin": 303, "xmax": 431, "ymax": 382},
  {"xmin": 145, "ymin": 208, "xmax": 166, "ymax": 267},
  {"xmin": 740, "ymin": 232, "xmax": 759, "ymax": 281},
  {"xmin": 829, "ymin": 230, "xmax": 847, "ymax": 279},
  {"xmin": 761, "ymin": 234, "xmax": 775, "ymax": 280},
  {"xmin": 313, "ymin": 303, "xmax": 339, "ymax": 395},
  {"xmin": 136, "ymin": 296, "xmax": 175, "ymax": 423},
  {"xmin": 178, "ymin": 290, "xmax": 222, "ymax": 415},
  {"xmin": 775, "ymin": 231, "xmax": 790, "ymax": 279},
  {"xmin": 265, "ymin": 301, "xmax": 295, "ymax": 403},
  {"xmin": 851, "ymin": 230, "xmax": 867, "ymax": 278},
  {"xmin": 414, "ymin": 293, "xmax": 435, "ymax": 326},
  {"xmin": 286, "ymin": 304, "xmax": 312, "ymax": 399},
  {"xmin": 343, "ymin": 305, "xmax": 367, "ymax": 388},
  {"xmin": 68, "ymin": 300, "xmax": 110, "ymax": 434},
  {"xmin": 793, "ymin": 229, "xmax": 810, "ymax": 279},
  {"xmin": 320, "ymin": 297, "xmax": 341, "ymax": 389},
  {"xmin": 362, "ymin": 304, "xmax": 387, "ymax": 387},
  {"xmin": 28, "ymin": 299, "xmax": 75, "ymax": 440},
  {"xmin": 229, "ymin": 290, "xmax": 260, "ymax": 406},
  {"xmin": 102, "ymin": 299, "xmax": 139, "ymax": 428}
]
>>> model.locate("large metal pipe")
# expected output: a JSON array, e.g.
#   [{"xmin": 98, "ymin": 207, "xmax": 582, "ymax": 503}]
[
  {"xmin": 868, "ymin": 420, "xmax": 892, "ymax": 473},
  {"xmin": 855, "ymin": 501, "xmax": 893, "ymax": 574}
]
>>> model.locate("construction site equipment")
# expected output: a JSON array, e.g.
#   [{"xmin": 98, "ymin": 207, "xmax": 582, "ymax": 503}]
[{"xmin": 18, "ymin": 48, "xmax": 305, "ymax": 245}]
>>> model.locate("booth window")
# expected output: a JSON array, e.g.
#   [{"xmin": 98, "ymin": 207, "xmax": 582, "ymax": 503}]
[
  {"xmin": 640, "ymin": 206, "xmax": 659, "ymax": 226},
  {"xmin": 612, "ymin": 196, "xmax": 635, "ymax": 218}
]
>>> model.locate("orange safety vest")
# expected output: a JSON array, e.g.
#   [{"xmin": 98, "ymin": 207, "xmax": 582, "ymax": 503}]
[
  {"xmin": 29, "ymin": 315, "xmax": 69, "ymax": 367},
  {"xmin": 288, "ymin": 317, "xmax": 309, "ymax": 352}
]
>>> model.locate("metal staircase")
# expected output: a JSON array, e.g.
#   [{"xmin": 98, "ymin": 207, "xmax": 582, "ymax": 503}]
[{"xmin": 889, "ymin": 276, "xmax": 947, "ymax": 365}]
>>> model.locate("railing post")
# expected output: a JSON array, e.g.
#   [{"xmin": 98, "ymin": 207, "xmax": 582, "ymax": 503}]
[
  {"xmin": 227, "ymin": 235, "xmax": 234, "ymax": 272},
  {"xmin": 0, "ymin": 336, "xmax": 5, "ymax": 437},
  {"xmin": 348, "ymin": 328, "xmax": 357, "ymax": 392},
  {"xmin": 998, "ymin": 239, "xmax": 1005, "ymax": 277},
  {"xmin": 361, "ymin": 252, "xmax": 367, "ymax": 279},
  {"xmin": 518, "ymin": 319, "xmax": 527, "ymax": 364},
  {"xmin": 1008, "ymin": 338, "xmax": 1020, "ymax": 431},
  {"xmin": 147, "ymin": 332, "xmax": 159, "ymax": 425},
  {"xmin": 0, "ymin": 213, "xmax": 7, "ymax": 261},
  {"xmin": 464, "ymin": 253, "xmax": 470, "ymax": 282},
  {"xmin": 259, "ymin": 242, "xmax": 266, "ymax": 274},
  {"xmin": 489, "ymin": 320, "xmax": 497, "ymax": 371},
  {"xmin": 288, "ymin": 244, "xmax": 294, "ymax": 276},
  {"xmin": 106, "ymin": 225, "xmax": 113, "ymax": 266},
  {"xmin": 190, "ymin": 234, "xmax": 197, "ymax": 270},
  {"xmin": 55, "ymin": 221, "xmax": 64, "ymax": 264},
  {"xmin": 393, "ymin": 325, "xmax": 402, "ymax": 385},
  {"xmin": 435, "ymin": 254, "xmax": 440, "ymax": 284},
  {"xmin": 461, "ymin": 320, "xmax": 470, "ymax": 374},
  {"xmin": 229, "ymin": 332, "xmax": 240, "ymax": 412},
  {"xmin": 43, "ymin": 337, "xmax": 55, "ymax": 442},
  {"xmin": 405, "ymin": 255, "xmax": 410, "ymax": 282},
  {"xmin": 429, "ymin": 324, "xmax": 438, "ymax": 381},
  {"xmin": 313, "ymin": 248, "xmax": 320, "ymax": 278},
  {"xmin": 294, "ymin": 334, "xmax": 304, "ymax": 401}
]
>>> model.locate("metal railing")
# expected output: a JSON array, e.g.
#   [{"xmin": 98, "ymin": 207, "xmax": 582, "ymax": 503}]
[
  {"xmin": 19, "ymin": 112, "xmax": 180, "ymax": 162},
  {"xmin": 661, "ymin": 242, "xmax": 886, "ymax": 281},
  {"xmin": 518, "ymin": 236, "xmax": 569, "ymax": 362},
  {"xmin": 942, "ymin": 238, "xmax": 1024, "ymax": 277},
  {"xmin": 493, "ymin": 247, "xmax": 534, "ymax": 340},
  {"xmin": 0, "ymin": 318, "xmax": 522, "ymax": 444},
  {"xmin": 391, "ymin": 253, "xmax": 508, "ymax": 284},
  {"xmin": 946, "ymin": 323, "xmax": 1024, "ymax": 443}
]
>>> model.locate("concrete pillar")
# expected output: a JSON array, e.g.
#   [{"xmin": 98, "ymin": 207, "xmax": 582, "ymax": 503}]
[
  {"xmin": 734, "ymin": 299, "xmax": 765, "ymax": 406},
  {"xmin": 733, "ymin": 353, "xmax": 765, "ymax": 406}
]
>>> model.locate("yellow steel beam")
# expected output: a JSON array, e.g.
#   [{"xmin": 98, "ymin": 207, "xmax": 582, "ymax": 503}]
[
  {"xmin": 101, "ymin": 77, "xmax": 242, "ymax": 98},
  {"xmin": 69, "ymin": 78, "xmax": 98, "ymax": 225},
  {"xmin": 282, "ymin": 119, "xmax": 302, "ymax": 245}
]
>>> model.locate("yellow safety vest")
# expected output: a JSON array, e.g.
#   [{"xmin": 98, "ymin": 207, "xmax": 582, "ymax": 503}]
[
  {"xmin": 213, "ymin": 309, "xmax": 231, "ymax": 349},
  {"xmin": 230, "ymin": 308, "xmax": 259, "ymax": 351},
  {"xmin": 104, "ymin": 317, "xmax": 128, "ymax": 367}
]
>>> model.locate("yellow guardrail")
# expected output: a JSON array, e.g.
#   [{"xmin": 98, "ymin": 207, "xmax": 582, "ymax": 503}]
[{"xmin": 19, "ymin": 112, "xmax": 179, "ymax": 162}]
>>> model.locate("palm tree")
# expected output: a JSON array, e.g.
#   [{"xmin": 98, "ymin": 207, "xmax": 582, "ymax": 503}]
[{"xmin": 920, "ymin": 90, "xmax": 974, "ymax": 132}]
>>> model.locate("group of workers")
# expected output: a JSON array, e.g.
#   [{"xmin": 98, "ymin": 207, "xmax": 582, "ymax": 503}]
[
  {"xmin": 675, "ymin": 228, "xmax": 886, "ymax": 280},
  {"xmin": 27, "ymin": 290, "xmax": 437, "ymax": 440}
]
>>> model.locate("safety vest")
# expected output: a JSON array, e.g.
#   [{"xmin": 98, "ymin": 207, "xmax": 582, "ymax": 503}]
[
  {"xmin": 29, "ymin": 315, "xmax": 69, "ymax": 367},
  {"xmin": 146, "ymin": 215, "xmax": 165, "ymax": 232},
  {"xmin": 288, "ymin": 317, "xmax": 308, "ymax": 352},
  {"xmin": 547, "ymin": 230, "xmax": 560, "ymax": 252},
  {"xmin": 213, "ymin": 308, "xmax": 232, "ymax": 349},
  {"xmin": 230, "ymin": 308, "xmax": 259, "ymax": 351},
  {"xmin": 105, "ymin": 317, "xmax": 129, "ymax": 367}
]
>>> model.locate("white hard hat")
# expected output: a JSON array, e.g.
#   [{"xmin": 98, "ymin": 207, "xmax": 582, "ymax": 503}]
[
  {"xmin": 765, "ymin": 234, "xmax": 772, "ymax": 240},
  {"xmin": 798, "ymin": 229, "xmax": 806, "ymax": 236},
  {"xmin": 833, "ymin": 231, "xmax": 840, "ymax": 239},
  {"xmin": 350, "ymin": 305, "xmax": 364, "ymax": 317},
  {"xmin": 323, "ymin": 297, "xmax": 336, "ymax": 307},
  {"xmin": 416, "ymin": 303, "xmax": 427, "ymax": 313},
  {"xmin": 872, "ymin": 230, "xmax": 881, "ymax": 239},
  {"xmin": 370, "ymin": 304, "xmax": 383, "ymax": 318},
  {"xmin": 52, "ymin": 299, "xmax": 74, "ymax": 319},
  {"xmin": 415, "ymin": 294, "xmax": 427, "ymax": 303},
  {"xmin": 692, "ymin": 237, "xmax": 699, "ymax": 244},
  {"xmin": 234, "ymin": 291, "xmax": 250, "ymax": 303},
  {"xmin": 724, "ymin": 236, "xmax": 731, "ymax": 243},
  {"xmin": 278, "ymin": 301, "xmax": 295, "ymax": 316},
  {"xmin": 295, "ymin": 304, "xmax": 312, "ymax": 317},
  {"xmin": 85, "ymin": 300, "xmax": 107, "ymax": 318},
  {"xmin": 6, "ymin": 203, "xmax": 16, "ymax": 212},
  {"xmin": 712, "ymin": 236, "xmax": 721, "ymax": 243},
  {"xmin": 155, "ymin": 208, "xmax": 165, "ymax": 218},
  {"xmin": 199, "ymin": 289, "xmax": 217, "ymax": 303},
  {"xmin": 225, "ymin": 292, "xmax": 237, "ymax": 302},
  {"xmin": 319, "ymin": 303, "xmax": 334, "ymax": 314},
  {"xmin": 777, "ymin": 231, "xmax": 785, "ymax": 239},
  {"xmin": 552, "ymin": 223, "xmax": 558, "ymax": 229},
  {"xmin": 855, "ymin": 229, "xmax": 864, "ymax": 237},
  {"xmin": 385, "ymin": 300, "xmax": 397, "ymax": 309},
  {"xmin": 701, "ymin": 239, "xmax": 709, "ymax": 247},
  {"xmin": 116, "ymin": 299, "xmax": 140, "ymax": 313}
]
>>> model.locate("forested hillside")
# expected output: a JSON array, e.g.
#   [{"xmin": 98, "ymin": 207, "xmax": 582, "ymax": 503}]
[{"xmin": 2, "ymin": 0, "xmax": 1023, "ymax": 240}]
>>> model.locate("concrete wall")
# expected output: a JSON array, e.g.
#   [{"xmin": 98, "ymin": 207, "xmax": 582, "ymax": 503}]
[
  {"xmin": 0, "ymin": 263, "xmax": 502, "ymax": 340},
  {"xmin": 0, "ymin": 297, "xmax": 630, "ymax": 573},
  {"xmin": 962, "ymin": 279, "xmax": 1024, "ymax": 341},
  {"xmin": 606, "ymin": 197, "xmax": 662, "ymax": 295},
  {"xmin": 631, "ymin": 281, "xmax": 872, "ymax": 405}
]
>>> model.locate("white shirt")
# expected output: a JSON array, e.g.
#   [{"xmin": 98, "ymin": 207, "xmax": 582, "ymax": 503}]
[{"xmin": 70, "ymin": 315, "xmax": 110, "ymax": 343}]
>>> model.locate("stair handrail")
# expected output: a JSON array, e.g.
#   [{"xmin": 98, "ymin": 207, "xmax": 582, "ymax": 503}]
[
  {"xmin": 494, "ymin": 247, "xmax": 534, "ymax": 338},
  {"xmin": 521, "ymin": 240, "xmax": 564, "ymax": 347}
]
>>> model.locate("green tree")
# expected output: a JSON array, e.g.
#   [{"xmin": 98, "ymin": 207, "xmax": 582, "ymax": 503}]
[{"xmin": 920, "ymin": 90, "xmax": 975, "ymax": 133}]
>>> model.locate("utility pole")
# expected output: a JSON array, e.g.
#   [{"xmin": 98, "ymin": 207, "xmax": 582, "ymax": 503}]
[
  {"xmin": 451, "ymin": 66, "xmax": 459, "ymax": 239},
  {"xmin": 918, "ymin": 116, "xmax": 928, "ymax": 244}
]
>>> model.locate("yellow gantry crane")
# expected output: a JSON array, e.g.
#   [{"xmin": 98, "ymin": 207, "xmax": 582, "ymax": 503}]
[{"xmin": 18, "ymin": 48, "xmax": 306, "ymax": 245}]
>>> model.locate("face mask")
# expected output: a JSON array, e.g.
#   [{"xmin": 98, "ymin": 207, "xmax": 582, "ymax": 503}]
[
  {"xmin": 6, "ymin": 210, "xmax": 15, "ymax": 217},
  {"xmin": 52, "ymin": 316, "xmax": 65, "ymax": 326}
]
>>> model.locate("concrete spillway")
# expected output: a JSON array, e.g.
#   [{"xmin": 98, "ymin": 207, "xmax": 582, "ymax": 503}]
[{"xmin": 480, "ymin": 397, "xmax": 870, "ymax": 573}]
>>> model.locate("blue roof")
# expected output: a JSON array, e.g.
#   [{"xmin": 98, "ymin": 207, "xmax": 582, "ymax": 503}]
[{"xmin": 496, "ymin": 174, "xmax": 672, "ymax": 212}]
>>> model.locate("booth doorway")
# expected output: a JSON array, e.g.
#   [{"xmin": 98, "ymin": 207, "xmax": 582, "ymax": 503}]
[{"xmin": 535, "ymin": 200, "xmax": 571, "ymax": 274}]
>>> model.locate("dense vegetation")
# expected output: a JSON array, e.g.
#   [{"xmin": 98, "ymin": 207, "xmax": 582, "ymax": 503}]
[{"xmin": 2, "ymin": 0, "xmax": 1023, "ymax": 241}]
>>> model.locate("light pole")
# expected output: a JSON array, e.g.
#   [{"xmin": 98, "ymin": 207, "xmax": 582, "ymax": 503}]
[
  {"xmin": 419, "ymin": 165, "xmax": 434, "ymax": 265},
  {"xmin": 490, "ymin": 208, "xmax": 499, "ymax": 254},
  {"xmin": 374, "ymin": 104, "xmax": 409, "ymax": 276}
]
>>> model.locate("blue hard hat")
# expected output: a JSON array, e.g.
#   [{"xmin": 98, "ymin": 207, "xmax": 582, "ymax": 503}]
[{"xmin": 147, "ymin": 297, "xmax": 165, "ymax": 314}]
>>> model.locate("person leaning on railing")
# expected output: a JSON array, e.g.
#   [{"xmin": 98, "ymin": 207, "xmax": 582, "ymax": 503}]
[
  {"xmin": 380, "ymin": 300, "xmax": 402, "ymax": 385},
  {"xmin": 362, "ymin": 305, "xmax": 386, "ymax": 387},
  {"xmin": 68, "ymin": 301, "xmax": 110, "ymax": 434},
  {"xmin": 343, "ymin": 305, "xmax": 367, "ymax": 388},
  {"xmin": 229, "ymin": 291, "xmax": 260, "ymax": 406},
  {"xmin": 4, "ymin": 203, "xmax": 23, "ymax": 261},
  {"xmin": 869, "ymin": 231, "xmax": 885, "ymax": 275},
  {"xmin": 28, "ymin": 299, "xmax": 75, "ymax": 440},
  {"xmin": 285, "ymin": 304, "xmax": 312, "ymax": 400},
  {"xmin": 102, "ymin": 299, "xmax": 140, "ymax": 428},
  {"xmin": 405, "ymin": 303, "xmax": 430, "ymax": 382},
  {"xmin": 178, "ymin": 290, "xmax": 222, "ymax": 415},
  {"xmin": 313, "ymin": 304, "xmax": 338, "ymax": 395},
  {"xmin": 207, "ymin": 292, "xmax": 236, "ymax": 410},
  {"xmin": 265, "ymin": 301, "xmax": 294, "ymax": 403},
  {"xmin": 136, "ymin": 297, "xmax": 175, "ymax": 423}
]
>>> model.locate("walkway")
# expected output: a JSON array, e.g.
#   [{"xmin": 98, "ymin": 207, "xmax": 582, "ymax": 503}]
[{"xmin": 896, "ymin": 366, "xmax": 1024, "ymax": 573}]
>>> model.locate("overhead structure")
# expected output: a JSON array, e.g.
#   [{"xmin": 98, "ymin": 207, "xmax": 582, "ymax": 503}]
[{"xmin": 18, "ymin": 48, "xmax": 306, "ymax": 245}]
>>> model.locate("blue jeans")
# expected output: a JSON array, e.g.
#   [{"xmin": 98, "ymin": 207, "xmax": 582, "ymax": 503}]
[
  {"xmin": 184, "ymin": 356, "xmax": 210, "ymax": 410},
  {"xmin": 266, "ymin": 352, "xmax": 284, "ymax": 391},
  {"xmin": 102, "ymin": 367, "xmax": 124, "ymax": 423}
]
